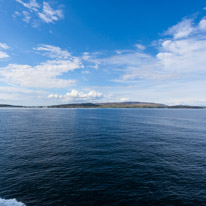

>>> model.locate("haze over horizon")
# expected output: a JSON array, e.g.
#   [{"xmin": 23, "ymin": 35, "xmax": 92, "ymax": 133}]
[{"xmin": 0, "ymin": 0, "xmax": 206, "ymax": 106}]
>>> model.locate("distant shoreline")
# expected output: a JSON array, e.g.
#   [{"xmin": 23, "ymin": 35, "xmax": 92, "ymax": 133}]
[{"xmin": 0, "ymin": 102, "xmax": 205, "ymax": 109}]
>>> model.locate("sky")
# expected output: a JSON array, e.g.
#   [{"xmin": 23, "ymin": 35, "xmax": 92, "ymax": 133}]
[{"xmin": 0, "ymin": 0, "xmax": 206, "ymax": 106}]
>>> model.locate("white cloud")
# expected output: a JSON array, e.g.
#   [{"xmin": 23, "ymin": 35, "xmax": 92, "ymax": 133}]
[
  {"xmin": 0, "ymin": 43, "xmax": 9, "ymax": 59},
  {"xmin": 120, "ymin": 97, "xmax": 129, "ymax": 102},
  {"xmin": 82, "ymin": 52, "xmax": 102, "ymax": 69},
  {"xmin": 38, "ymin": 2, "xmax": 63, "ymax": 23},
  {"xmin": 157, "ymin": 38, "xmax": 206, "ymax": 73},
  {"xmin": 13, "ymin": 11, "xmax": 21, "ymax": 18},
  {"xmin": 115, "ymin": 49, "xmax": 133, "ymax": 54},
  {"xmin": 134, "ymin": 44, "xmax": 146, "ymax": 50},
  {"xmin": 0, "ymin": 43, "xmax": 9, "ymax": 50},
  {"xmin": 165, "ymin": 16, "xmax": 206, "ymax": 39},
  {"xmin": 0, "ymin": 44, "xmax": 85, "ymax": 105},
  {"xmin": 34, "ymin": 44, "xmax": 71, "ymax": 59},
  {"xmin": 3, "ymin": 11, "xmax": 206, "ymax": 105},
  {"xmin": 86, "ymin": 16, "xmax": 206, "ymax": 82},
  {"xmin": 165, "ymin": 19, "xmax": 194, "ymax": 39},
  {"xmin": 121, "ymin": 67, "xmax": 177, "ymax": 81},
  {"xmin": 0, "ymin": 51, "xmax": 9, "ymax": 59},
  {"xmin": 86, "ymin": 51, "xmax": 169, "ymax": 81},
  {"xmin": 82, "ymin": 52, "xmax": 92, "ymax": 61},
  {"xmin": 155, "ymin": 17, "xmax": 206, "ymax": 75},
  {"xmin": 48, "ymin": 90, "xmax": 103, "ymax": 102},
  {"xmin": 93, "ymin": 15, "xmax": 206, "ymax": 105},
  {"xmin": 199, "ymin": 18, "xmax": 206, "ymax": 30},
  {"xmin": 0, "ymin": 59, "xmax": 82, "ymax": 89},
  {"xmin": 16, "ymin": 0, "xmax": 40, "ymax": 11},
  {"xmin": 22, "ymin": 10, "xmax": 31, "ymax": 23},
  {"xmin": 96, "ymin": 52, "xmax": 151, "ymax": 66},
  {"xmin": 15, "ymin": 0, "xmax": 63, "ymax": 25},
  {"xmin": 84, "ymin": 15, "xmax": 206, "ymax": 105}
]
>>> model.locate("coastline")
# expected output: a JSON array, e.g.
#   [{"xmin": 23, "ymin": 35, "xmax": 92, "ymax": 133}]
[{"xmin": 0, "ymin": 102, "xmax": 205, "ymax": 109}]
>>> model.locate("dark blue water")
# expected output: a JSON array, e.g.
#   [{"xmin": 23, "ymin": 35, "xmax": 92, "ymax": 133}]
[{"xmin": 0, "ymin": 108, "xmax": 206, "ymax": 206}]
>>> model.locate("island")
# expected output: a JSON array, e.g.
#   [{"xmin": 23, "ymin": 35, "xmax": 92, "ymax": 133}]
[{"xmin": 0, "ymin": 102, "xmax": 205, "ymax": 109}]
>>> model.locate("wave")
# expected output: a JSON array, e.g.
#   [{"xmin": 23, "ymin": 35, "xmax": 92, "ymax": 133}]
[{"xmin": 0, "ymin": 198, "xmax": 26, "ymax": 206}]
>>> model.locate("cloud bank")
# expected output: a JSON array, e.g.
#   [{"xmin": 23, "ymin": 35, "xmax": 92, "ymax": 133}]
[
  {"xmin": 85, "ymin": 16, "xmax": 206, "ymax": 83},
  {"xmin": 48, "ymin": 90, "xmax": 103, "ymax": 102},
  {"xmin": 0, "ymin": 45, "xmax": 82, "ymax": 89}
]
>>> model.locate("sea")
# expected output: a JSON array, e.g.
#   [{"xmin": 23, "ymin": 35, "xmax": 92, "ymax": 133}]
[{"xmin": 0, "ymin": 108, "xmax": 206, "ymax": 206}]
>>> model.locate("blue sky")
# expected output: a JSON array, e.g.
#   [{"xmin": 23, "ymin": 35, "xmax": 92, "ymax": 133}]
[{"xmin": 0, "ymin": 0, "xmax": 206, "ymax": 106}]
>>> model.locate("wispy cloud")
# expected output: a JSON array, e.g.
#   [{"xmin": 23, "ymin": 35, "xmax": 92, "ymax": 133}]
[
  {"xmin": 165, "ymin": 18, "xmax": 194, "ymax": 39},
  {"xmin": 34, "ymin": 44, "xmax": 71, "ymax": 59},
  {"xmin": 38, "ymin": 2, "xmax": 63, "ymax": 23},
  {"xmin": 0, "ymin": 51, "xmax": 9, "ymax": 59},
  {"xmin": 22, "ymin": 10, "xmax": 31, "ymax": 23},
  {"xmin": 0, "ymin": 43, "xmax": 10, "ymax": 59},
  {"xmin": 15, "ymin": 0, "xmax": 63, "ymax": 26},
  {"xmin": 165, "ymin": 17, "xmax": 206, "ymax": 39},
  {"xmin": 0, "ymin": 43, "xmax": 10, "ymax": 50},
  {"xmin": 16, "ymin": 0, "xmax": 40, "ymax": 11},
  {"xmin": 134, "ymin": 43, "xmax": 146, "ymax": 50}
]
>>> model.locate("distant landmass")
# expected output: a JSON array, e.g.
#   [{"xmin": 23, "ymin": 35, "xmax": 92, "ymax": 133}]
[
  {"xmin": 0, "ymin": 102, "xmax": 205, "ymax": 109},
  {"xmin": 0, "ymin": 104, "xmax": 23, "ymax": 108}
]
